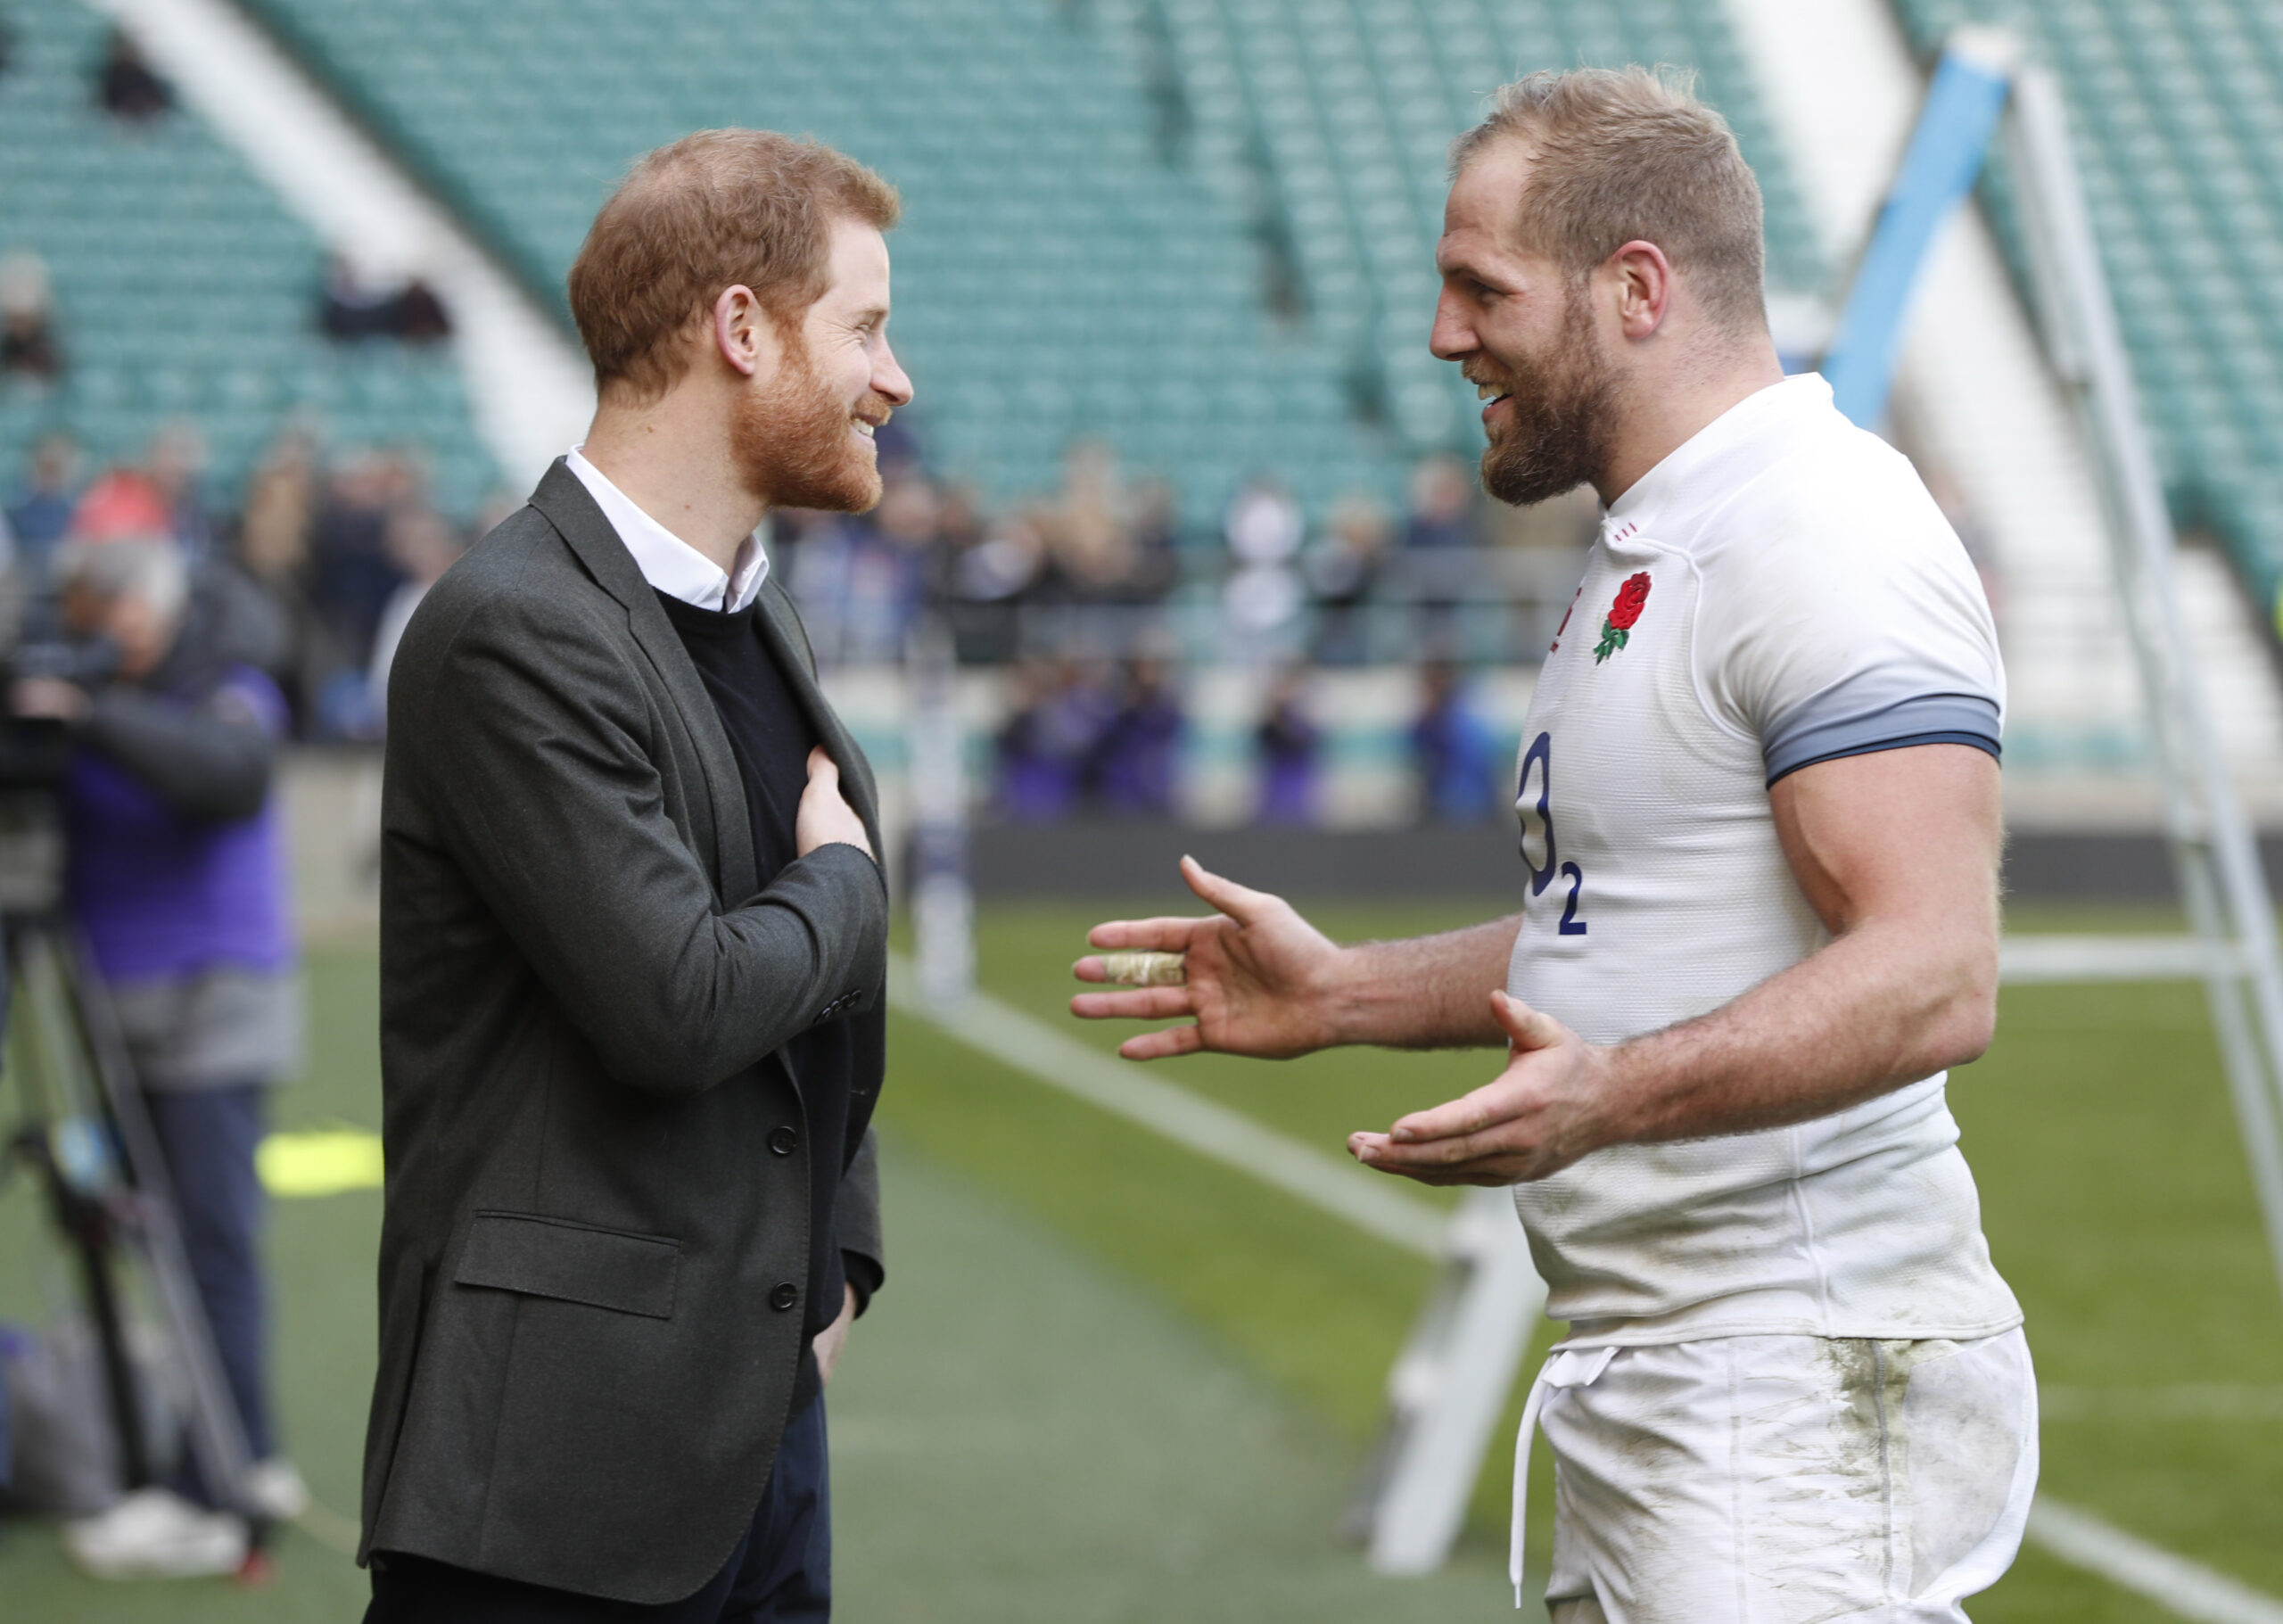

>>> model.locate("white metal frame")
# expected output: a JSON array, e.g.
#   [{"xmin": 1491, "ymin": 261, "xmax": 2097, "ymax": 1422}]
[
  {"xmin": 1346, "ymin": 1187, "xmax": 1544, "ymax": 1574},
  {"xmin": 2006, "ymin": 63, "xmax": 2283, "ymax": 1298}
]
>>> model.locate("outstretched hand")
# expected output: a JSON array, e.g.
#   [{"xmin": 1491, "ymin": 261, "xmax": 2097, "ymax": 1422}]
[
  {"xmin": 1348, "ymin": 990, "xmax": 1614, "ymax": 1184},
  {"xmin": 1070, "ymin": 856, "xmax": 1347, "ymax": 1060}
]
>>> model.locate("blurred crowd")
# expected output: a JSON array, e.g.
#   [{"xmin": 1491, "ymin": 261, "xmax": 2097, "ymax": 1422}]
[
  {"xmin": 774, "ymin": 425, "xmax": 1589, "ymax": 823},
  {"xmin": 1, "ymin": 425, "xmax": 485, "ymax": 741},
  {"xmin": 787, "ymin": 428, "xmax": 1590, "ymax": 670},
  {"xmin": 0, "ymin": 414, "xmax": 1597, "ymax": 822}
]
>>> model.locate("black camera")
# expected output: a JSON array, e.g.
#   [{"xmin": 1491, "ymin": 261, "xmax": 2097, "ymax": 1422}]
[{"xmin": 0, "ymin": 628, "xmax": 121, "ymax": 915}]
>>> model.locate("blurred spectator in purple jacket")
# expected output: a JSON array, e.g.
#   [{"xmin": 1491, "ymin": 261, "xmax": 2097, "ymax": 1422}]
[
  {"xmin": 1255, "ymin": 665, "xmax": 1321, "ymax": 824},
  {"xmin": 15, "ymin": 537, "xmax": 303, "ymax": 1562},
  {"xmin": 994, "ymin": 659, "xmax": 1116, "ymax": 821},
  {"xmin": 1411, "ymin": 660, "xmax": 1498, "ymax": 823},
  {"xmin": 1090, "ymin": 656, "xmax": 1183, "ymax": 814}
]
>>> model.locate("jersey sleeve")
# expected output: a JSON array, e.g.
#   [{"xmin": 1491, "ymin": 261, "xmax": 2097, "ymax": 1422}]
[{"xmin": 1698, "ymin": 452, "xmax": 2004, "ymax": 787}]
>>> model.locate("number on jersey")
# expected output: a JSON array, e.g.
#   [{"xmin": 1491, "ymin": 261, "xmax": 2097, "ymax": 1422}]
[{"xmin": 1516, "ymin": 732, "xmax": 1587, "ymax": 936}]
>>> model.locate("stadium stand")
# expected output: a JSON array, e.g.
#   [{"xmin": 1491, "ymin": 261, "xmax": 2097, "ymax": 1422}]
[
  {"xmin": 235, "ymin": 0, "xmax": 1388, "ymax": 523},
  {"xmin": 0, "ymin": 0, "xmax": 496, "ymax": 517},
  {"xmin": 229, "ymin": 0, "xmax": 1819, "ymax": 522},
  {"xmin": 1154, "ymin": 0, "xmax": 1824, "ymax": 451},
  {"xmin": 1893, "ymin": 0, "xmax": 2283, "ymax": 629}
]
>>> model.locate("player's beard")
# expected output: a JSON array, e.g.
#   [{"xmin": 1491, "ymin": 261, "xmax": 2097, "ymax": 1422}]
[
  {"xmin": 730, "ymin": 333, "xmax": 885, "ymax": 514},
  {"xmin": 1476, "ymin": 281, "xmax": 1617, "ymax": 507}
]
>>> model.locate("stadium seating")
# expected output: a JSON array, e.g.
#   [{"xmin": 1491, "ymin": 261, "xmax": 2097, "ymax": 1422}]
[
  {"xmin": 0, "ymin": 0, "xmax": 496, "ymax": 518},
  {"xmin": 1156, "ymin": 0, "xmax": 1822, "ymax": 453},
  {"xmin": 236, "ymin": 0, "xmax": 1384, "ymax": 522},
  {"xmin": 1892, "ymin": 0, "xmax": 2283, "ymax": 619},
  {"xmin": 233, "ymin": 0, "xmax": 1818, "ymax": 523}
]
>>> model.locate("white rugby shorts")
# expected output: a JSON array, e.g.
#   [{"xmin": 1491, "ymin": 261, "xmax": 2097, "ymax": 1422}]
[{"xmin": 1514, "ymin": 1330, "xmax": 2037, "ymax": 1622}]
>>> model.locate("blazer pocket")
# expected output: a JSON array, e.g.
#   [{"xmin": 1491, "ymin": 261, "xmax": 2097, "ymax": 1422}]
[{"xmin": 454, "ymin": 1211, "xmax": 680, "ymax": 1320}]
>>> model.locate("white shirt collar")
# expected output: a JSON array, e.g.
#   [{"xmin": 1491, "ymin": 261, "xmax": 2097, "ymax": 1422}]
[
  {"xmin": 1603, "ymin": 373, "xmax": 1834, "ymax": 543},
  {"xmin": 564, "ymin": 447, "xmax": 770, "ymax": 614}
]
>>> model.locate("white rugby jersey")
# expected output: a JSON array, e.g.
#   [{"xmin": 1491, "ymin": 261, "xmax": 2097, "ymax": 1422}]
[{"xmin": 1506, "ymin": 374, "xmax": 2022, "ymax": 1348}]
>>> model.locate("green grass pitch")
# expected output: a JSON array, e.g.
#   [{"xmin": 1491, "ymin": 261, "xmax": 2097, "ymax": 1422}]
[{"xmin": 0, "ymin": 903, "xmax": 2275, "ymax": 1619}]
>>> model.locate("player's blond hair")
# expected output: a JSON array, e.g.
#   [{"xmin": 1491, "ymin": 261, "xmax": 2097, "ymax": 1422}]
[{"xmin": 1450, "ymin": 66, "xmax": 1767, "ymax": 334}]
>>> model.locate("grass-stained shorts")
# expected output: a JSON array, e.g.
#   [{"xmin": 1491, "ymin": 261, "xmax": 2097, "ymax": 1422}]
[{"xmin": 1516, "ymin": 1330, "xmax": 2037, "ymax": 1622}]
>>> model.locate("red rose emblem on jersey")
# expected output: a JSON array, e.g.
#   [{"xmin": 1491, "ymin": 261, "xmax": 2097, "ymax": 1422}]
[{"xmin": 1593, "ymin": 572, "xmax": 1652, "ymax": 663}]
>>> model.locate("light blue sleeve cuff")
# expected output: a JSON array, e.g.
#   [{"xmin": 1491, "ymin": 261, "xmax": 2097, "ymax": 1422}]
[{"xmin": 1762, "ymin": 692, "xmax": 2002, "ymax": 787}]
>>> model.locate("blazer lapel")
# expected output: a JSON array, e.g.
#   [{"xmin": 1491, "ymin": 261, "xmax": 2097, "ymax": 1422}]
[
  {"xmin": 528, "ymin": 459, "xmax": 759, "ymax": 905},
  {"xmin": 754, "ymin": 576, "xmax": 884, "ymax": 860}
]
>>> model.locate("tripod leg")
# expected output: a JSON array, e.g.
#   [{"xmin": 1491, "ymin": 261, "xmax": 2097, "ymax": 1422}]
[
  {"xmin": 55, "ymin": 932, "xmax": 261, "ymax": 1523},
  {"xmin": 71, "ymin": 1213, "xmax": 152, "ymax": 1490},
  {"xmin": 14, "ymin": 1122, "xmax": 157, "ymax": 1495},
  {"xmin": 8, "ymin": 926, "xmax": 156, "ymax": 1497}
]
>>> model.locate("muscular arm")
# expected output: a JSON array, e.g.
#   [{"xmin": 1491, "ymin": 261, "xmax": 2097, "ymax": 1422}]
[
  {"xmin": 1071, "ymin": 856, "xmax": 1517, "ymax": 1058},
  {"xmin": 1350, "ymin": 743, "xmax": 2001, "ymax": 1184},
  {"xmin": 1338, "ymin": 916, "xmax": 1522, "ymax": 1049}
]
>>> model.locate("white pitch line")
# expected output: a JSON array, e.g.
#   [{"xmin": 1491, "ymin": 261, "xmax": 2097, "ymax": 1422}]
[
  {"xmin": 2000, "ymin": 934, "xmax": 2245, "ymax": 984},
  {"xmin": 2027, "ymin": 1498, "xmax": 2283, "ymax": 1624},
  {"xmin": 884, "ymin": 956, "xmax": 1448, "ymax": 1258}
]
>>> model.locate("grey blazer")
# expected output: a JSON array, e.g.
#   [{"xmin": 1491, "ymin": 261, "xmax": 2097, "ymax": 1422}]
[{"xmin": 359, "ymin": 460, "xmax": 889, "ymax": 1603}]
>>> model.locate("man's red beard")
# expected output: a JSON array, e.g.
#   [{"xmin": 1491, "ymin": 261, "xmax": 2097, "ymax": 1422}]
[
  {"xmin": 1477, "ymin": 282, "xmax": 1617, "ymax": 508},
  {"xmin": 731, "ymin": 334, "xmax": 886, "ymax": 514}
]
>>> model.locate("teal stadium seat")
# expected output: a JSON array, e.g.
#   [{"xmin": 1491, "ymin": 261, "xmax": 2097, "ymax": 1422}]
[
  {"xmin": 233, "ymin": 0, "xmax": 1816, "ymax": 525},
  {"xmin": 1892, "ymin": 0, "xmax": 2283, "ymax": 625},
  {"xmin": 0, "ymin": 0, "xmax": 496, "ymax": 518}
]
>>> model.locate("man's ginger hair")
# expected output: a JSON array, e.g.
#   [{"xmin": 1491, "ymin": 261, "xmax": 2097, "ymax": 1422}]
[
  {"xmin": 1450, "ymin": 67, "xmax": 1767, "ymax": 333},
  {"xmin": 568, "ymin": 128, "xmax": 901, "ymax": 400}
]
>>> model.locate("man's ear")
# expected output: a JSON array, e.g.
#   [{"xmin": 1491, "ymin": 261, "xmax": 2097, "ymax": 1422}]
[
  {"xmin": 713, "ymin": 284, "xmax": 783, "ymax": 380},
  {"xmin": 1607, "ymin": 240, "xmax": 1674, "ymax": 341}
]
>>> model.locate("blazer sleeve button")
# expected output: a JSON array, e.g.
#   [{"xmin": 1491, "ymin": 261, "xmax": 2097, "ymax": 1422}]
[
  {"xmin": 768, "ymin": 1125, "xmax": 800, "ymax": 1157},
  {"xmin": 769, "ymin": 1282, "xmax": 799, "ymax": 1312}
]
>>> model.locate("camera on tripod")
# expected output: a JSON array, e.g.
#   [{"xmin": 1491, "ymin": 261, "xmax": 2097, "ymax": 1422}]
[
  {"xmin": 0, "ymin": 598, "xmax": 264, "ymax": 1533},
  {"xmin": 0, "ymin": 621, "xmax": 122, "ymax": 920}
]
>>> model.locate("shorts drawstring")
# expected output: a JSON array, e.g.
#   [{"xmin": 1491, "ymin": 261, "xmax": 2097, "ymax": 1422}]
[{"xmin": 1512, "ymin": 1345, "xmax": 1620, "ymax": 1608}]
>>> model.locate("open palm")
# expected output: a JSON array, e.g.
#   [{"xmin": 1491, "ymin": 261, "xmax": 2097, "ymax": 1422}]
[{"xmin": 1070, "ymin": 856, "xmax": 1345, "ymax": 1060}]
